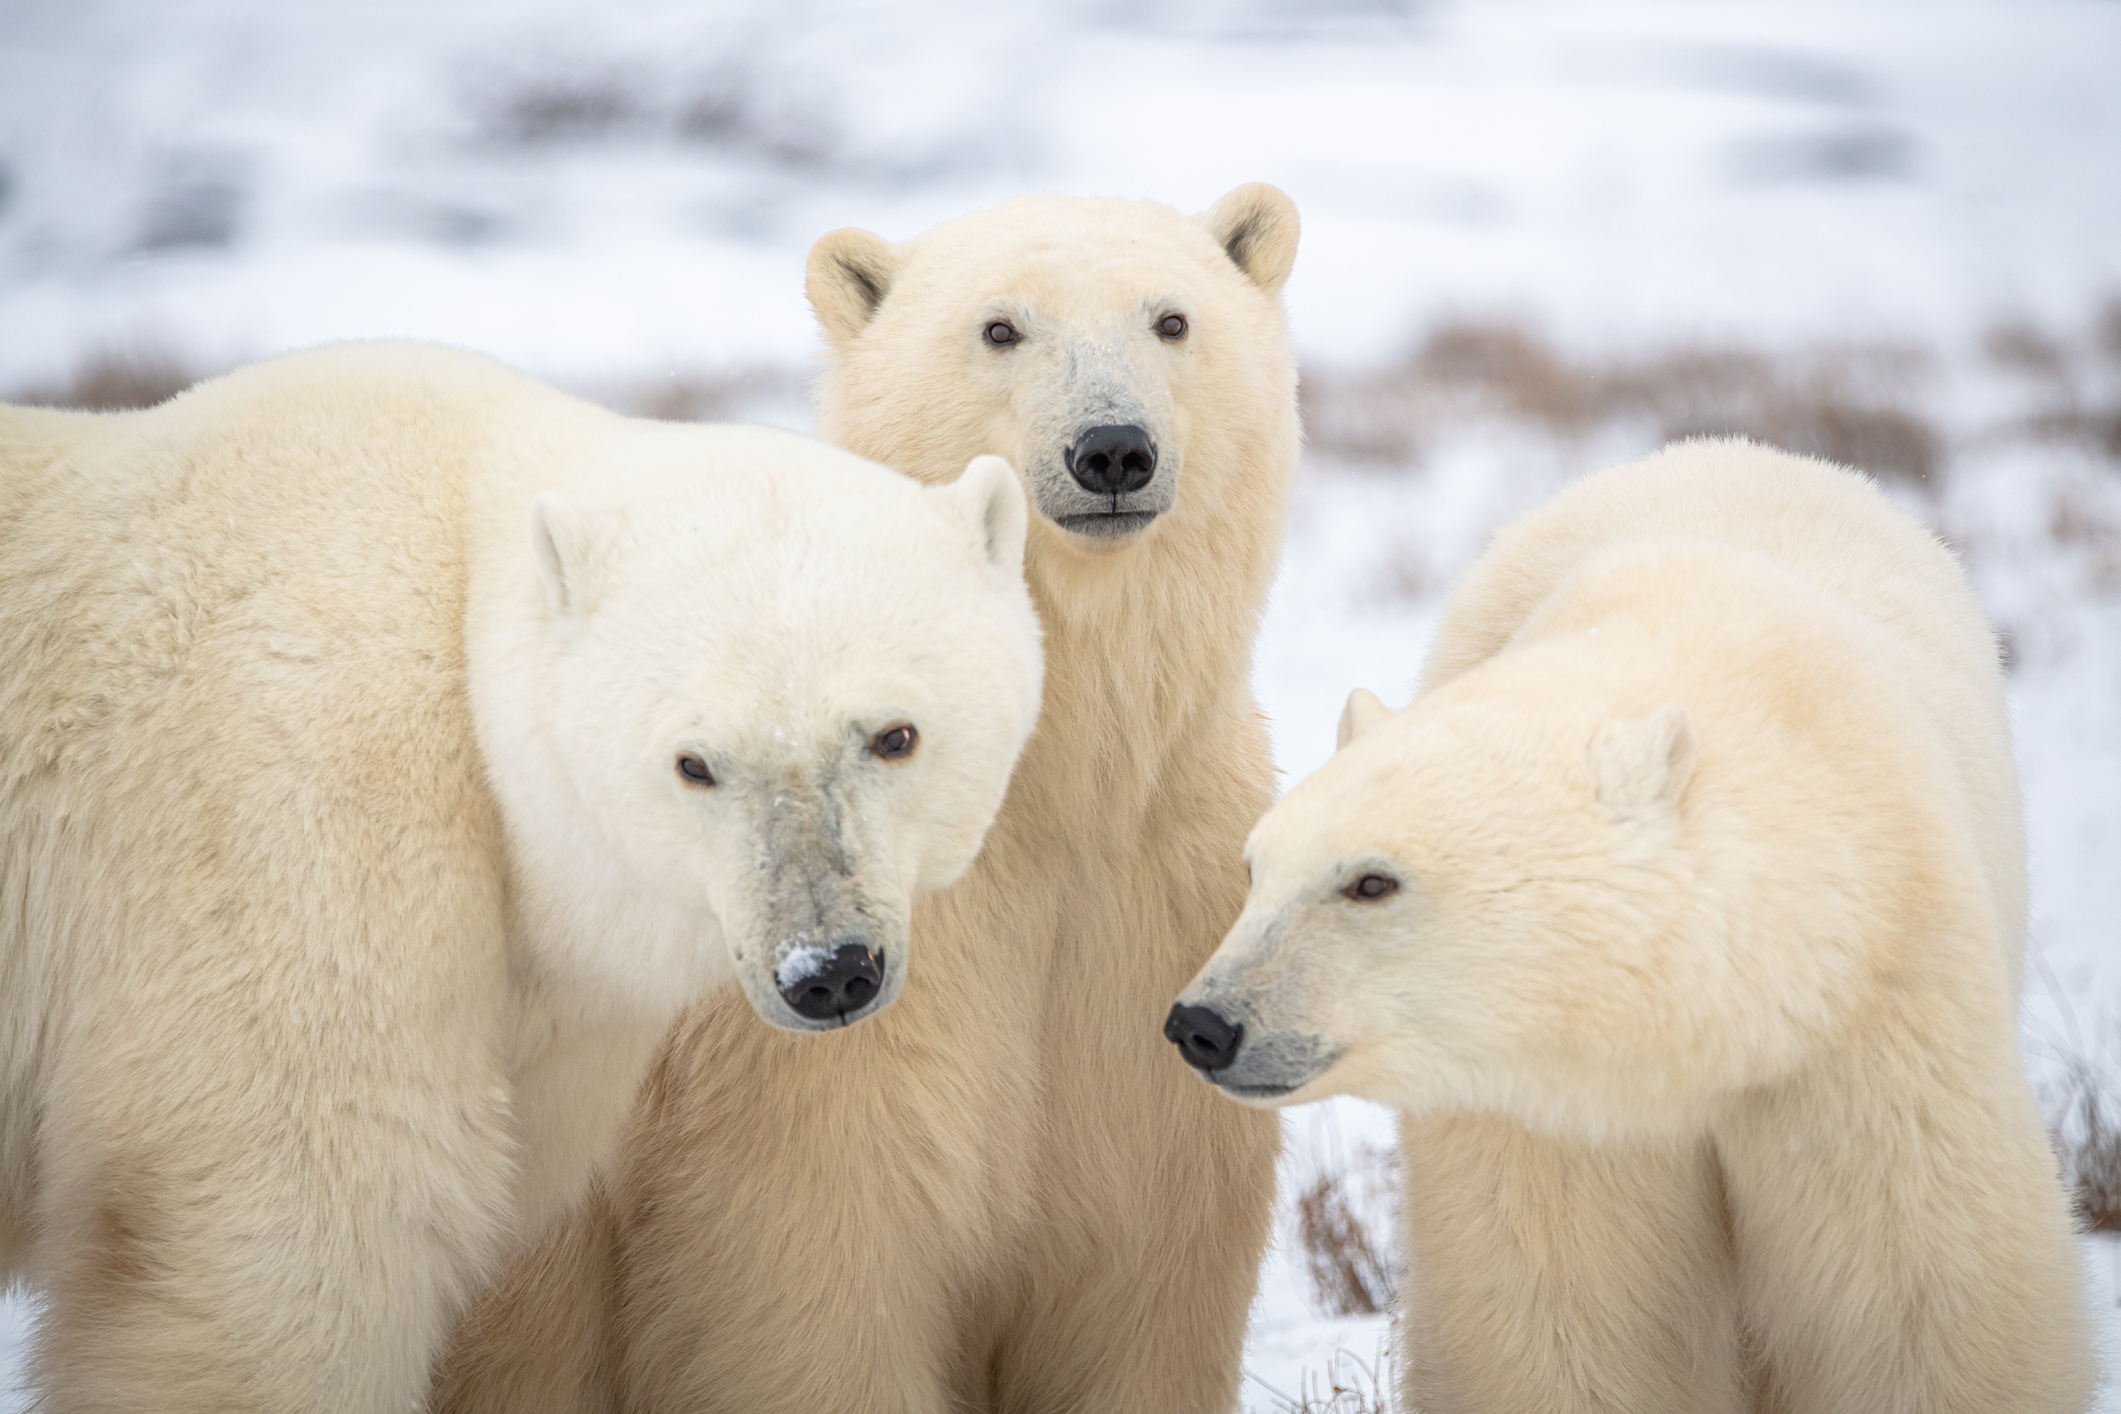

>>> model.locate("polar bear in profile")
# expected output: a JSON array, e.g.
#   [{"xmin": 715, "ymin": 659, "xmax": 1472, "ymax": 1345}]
[
  {"xmin": 1172, "ymin": 439, "xmax": 2093, "ymax": 1413},
  {"xmin": 0, "ymin": 341, "xmax": 1042, "ymax": 1413}
]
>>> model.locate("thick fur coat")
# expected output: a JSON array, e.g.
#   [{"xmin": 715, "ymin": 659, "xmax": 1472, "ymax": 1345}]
[
  {"xmin": 436, "ymin": 186, "xmax": 1302, "ymax": 1412},
  {"xmin": 0, "ymin": 343, "xmax": 1041, "ymax": 1412},
  {"xmin": 1177, "ymin": 439, "xmax": 2094, "ymax": 1413}
]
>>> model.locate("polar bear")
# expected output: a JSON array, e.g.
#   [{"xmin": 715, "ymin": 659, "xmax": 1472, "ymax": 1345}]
[
  {"xmin": 1170, "ymin": 439, "xmax": 2095, "ymax": 1413},
  {"xmin": 435, "ymin": 186, "xmax": 1302, "ymax": 1413},
  {"xmin": 0, "ymin": 341, "xmax": 1042, "ymax": 1414}
]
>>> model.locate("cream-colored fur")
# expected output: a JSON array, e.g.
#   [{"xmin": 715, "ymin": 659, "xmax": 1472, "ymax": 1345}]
[
  {"xmin": 1178, "ymin": 440, "xmax": 2093, "ymax": 1413},
  {"xmin": 436, "ymin": 185, "xmax": 1301, "ymax": 1413},
  {"xmin": 0, "ymin": 342, "xmax": 1042, "ymax": 1412}
]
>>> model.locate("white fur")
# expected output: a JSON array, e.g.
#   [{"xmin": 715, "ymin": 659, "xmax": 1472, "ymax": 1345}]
[
  {"xmin": 436, "ymin": 185, "xmax": 1302, "ymax": 1414},
  {"xmin": 1180, "ymin": 439, "xmax": 2093, "ymax": 1413},
  {"xmin": 0, "ymin": 344, "xmax": 1041, "ymax": 1413}
]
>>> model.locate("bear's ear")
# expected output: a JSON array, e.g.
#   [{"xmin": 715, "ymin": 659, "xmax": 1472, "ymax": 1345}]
[
  {"xmin": 528, "ymin": 493, "xmax": 625, "ymax": 618},
  {"xmin": 1588, "ymin": 702, "xmax": 1697, "ymax": 813},
  {"xmin": 806, "ymin": 228, "xmax": 904, "ymax": 347},
  {"xmin": 1202, "ymin": 184, "xmax": 1300, "ymax": 296},
  {"xmin": 937, "ymin": 455, "xmax": 1029, "ymax": 579},
  {"xmin": 1336, "ymin": 687, "xmax": 1392, "ymax": 752}
]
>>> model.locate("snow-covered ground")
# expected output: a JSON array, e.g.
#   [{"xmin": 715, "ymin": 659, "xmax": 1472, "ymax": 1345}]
[{"xmin": 3, "ymin": 0, "xmax": 2117, "ymax": 1407}]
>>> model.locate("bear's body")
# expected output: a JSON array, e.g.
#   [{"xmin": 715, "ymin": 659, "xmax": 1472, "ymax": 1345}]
[
  {"xmin": 0, "ymin": 343, "xmax": 1042, "ymax": 1413},
  {"xmin": 1176, "ymin": 440, "xmax": 2093, "ymax": 1413},
  {"xmin": 437, "ymin": 187, "xmax": 1302, "ymax": 1413}
]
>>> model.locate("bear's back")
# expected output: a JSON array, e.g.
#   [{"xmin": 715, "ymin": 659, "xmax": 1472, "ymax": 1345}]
[
  {"xmin": 0, "ymin": 345, "xmax": 534, "ymax": 798},
  {"xmin": 0, "ymin": 344, "xmax": 539, "ymax": 1082},
  {"xmin": 1423, "ymin": 437, "xmax": 2025, "ymax": 980}
]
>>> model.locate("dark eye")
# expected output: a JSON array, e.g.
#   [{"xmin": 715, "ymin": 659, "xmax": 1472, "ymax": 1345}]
[
  {"xmin": 1156, "ymin": 312, "xmax": 1187, "ymax": 340},
  {"xmin": 983, "ymin": 320, "xmax": 1019, "ymax": 347},
  {"xmin": 1345, "ymin": 873, "xmax": 1398, "ymax": 902},
  {"xmin": 675, "ymin": 753, "xmax": 715, "ymax": 787},
  {"xmin": 871, "ymin": 724, "xmax": 919, "ymax": 760}
]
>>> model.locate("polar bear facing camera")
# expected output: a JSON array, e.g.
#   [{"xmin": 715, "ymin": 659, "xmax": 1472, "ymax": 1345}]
[
  {"xmin": 437, "ymin": 187, "xmax": 1299, "ymax": 1414},
  {"xmin": 1172, "ymin": 440, "xmax": 2092, "ymax": 1413},
  {"xmin": 476, "ymin": 427, "xmax": 1042, "ymax": 1044},
  {"xmin": 0, "ymin": 342, "xmax": 1041, "ymax": 1414}
]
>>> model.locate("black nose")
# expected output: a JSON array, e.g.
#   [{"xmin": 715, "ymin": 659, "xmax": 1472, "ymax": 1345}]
[
  {"xmin": 779, "ymin": 942, "xmax": 884, "ymax": 1021},
  {"xmin": 1066, "ymin": 424, "xmax": 1157, "ymax": 495},
  {"xmin": 1164, "ymin": 1003, "xmax": 1244, "ymax": 1073}
]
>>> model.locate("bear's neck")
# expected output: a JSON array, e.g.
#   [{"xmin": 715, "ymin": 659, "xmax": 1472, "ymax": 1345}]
[
  {"xmin": 858, "ymin": 441, "xmax": 1290, "ymax": 830},
  {"xmin": 1026, "ymin": 546, "xmax": 1262, "ymax": 805}
]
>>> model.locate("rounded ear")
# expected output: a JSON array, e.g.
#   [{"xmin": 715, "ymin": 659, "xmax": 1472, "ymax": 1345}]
[
  {"xmin": 806, "ymin": 228, "xmax": 904, "ymax": 347},
  {"xmin": 937, "ymin": 455, "xmax": 1029, "ymax": 579},
  {"xmin": 528, "ymin": 493, "xmax": 625, "ymax": 618},
  {"xmin": 1588, "ymin": 702, "xmax": 1697, "ymax": 813},
  {"xmin": 1201, "ymin": 183, "xmax": 1300, "ymax": 295},
  {"xmin": 1336, "ymin": 687, "xmax": 1392, "ymax": 752}
]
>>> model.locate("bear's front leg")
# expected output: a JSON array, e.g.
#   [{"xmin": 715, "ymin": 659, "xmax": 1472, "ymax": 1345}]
[
  {"xmin": 1717, "ymin": 1035, "xmax": 2093, "ymax": 1414},
  {"xmin": 24, "ymin": 855, "xmax": 521, "ymax": 1414},
  {"xmin": 976, "ymin": 821, "xmax": 1282, "ymax": 1414},
  {"xmin": 583, "ymin": 986, "xmax": 968, "ymax": 1414},
  {"xmin": 978, "ymin": 1108, "xmax": 1276, "ymax": 1414},
  {"xmin": 428, "ymin": 1175, "xmax": 625, "ymax": 1414},
  {"xmin": 31, "ymin": 1082, "xmax": 516, "ymax": 1414},
  {"xmin": 1395, "ymin": 1111, "xmax": 1748, "ymax": 1414}
]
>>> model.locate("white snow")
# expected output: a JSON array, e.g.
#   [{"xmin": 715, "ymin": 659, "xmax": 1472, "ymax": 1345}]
[
  {"xmin": 2, "ymin": 0, "xmax": 2116, "ymax": 1408},
  {"xmin": 773, "ymin": 941, "xmax": 836, "ymax": 991}
]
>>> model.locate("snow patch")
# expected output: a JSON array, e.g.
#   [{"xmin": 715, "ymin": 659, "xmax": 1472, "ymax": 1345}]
[{"xmin": 774, "ymin": 941, "xmax": 836, "ymax": 990}]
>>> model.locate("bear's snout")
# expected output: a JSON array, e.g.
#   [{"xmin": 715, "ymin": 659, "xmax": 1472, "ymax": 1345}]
[
  {"xmin": 1164, "ymin": 1002, "xmax": 1244, "ymax": 1073},
  {"xmin": 776, "ymin": 940, "xmax": 885, "ymax": 1023},
  {"xmin": 1066, "ymin": 424, "xmax": 1157, "ymax": 495}
]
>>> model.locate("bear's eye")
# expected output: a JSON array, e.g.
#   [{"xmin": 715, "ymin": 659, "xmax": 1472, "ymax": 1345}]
[
  {"xmin": 675, "ymin": 753, "xmax": 715, "ymax": 787},
  {"xmin": 871, "ymin": 724, "xmax": 919, "ymax": 761},
  {"xmin": 1156, "ymin": 312, "xmax": 1188, "ymax": 340},
  {"xmin": 983, "ymin": 320, "xmax": 1020, "ymax": 348},
  {"xmin": 1344, "ymin": 873, "xmax": 1398, "ymax": 902}
]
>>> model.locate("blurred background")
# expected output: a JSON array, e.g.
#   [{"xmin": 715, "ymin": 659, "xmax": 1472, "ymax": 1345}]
[{"xmin": 3, "ymin": 0, "xmax": 2117, "ymax": 1407}]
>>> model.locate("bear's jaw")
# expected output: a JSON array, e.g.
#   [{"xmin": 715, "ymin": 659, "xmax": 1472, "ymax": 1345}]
[
  {"xmin": 1186, "ymin": 1023, "xmax": 1343, "ymax": 1107},
  {"xmin": 1052, "ymin": 509, "xmax": 1160, "ymax": 542}
]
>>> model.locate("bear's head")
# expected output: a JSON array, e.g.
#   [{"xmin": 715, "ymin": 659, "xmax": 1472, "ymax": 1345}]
[
  {"xmin": 1169, "ymin": 635, "xmax": 1735, "ymax": 1134},
  {"xmin": 803, "ymin": 185, "xmax": 1299, "ymax": 578},
  {"xmin": 479, "ymin": 426, "xmax": 1043, "ymax": 1034}
]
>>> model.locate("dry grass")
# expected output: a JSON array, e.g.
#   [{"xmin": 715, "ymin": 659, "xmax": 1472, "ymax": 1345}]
[
  {"xmin": 12, "ymin": 347, "xmax": 207, "ymax": 411},
  {"xmin": 2053, "ymin": 1060, "xmax": 2121, "ymax": 1235},
  {"xmin": 602, "ymin": 366, "xmax": 814, "ymax": 427},
  {"xmin": 2047, "ymin": 483, "xmax": 2121, "ymax": 549},
  {"xmin": 1296, "ymin": 1170, "xmax": 1397, "ymax": 1319},
  {"xmin": 2098, "ymin": 297, "xmax": 2121, "ymax": 363},
  {"xmin": 480, "ymin": 70, "xmax": 642, "ymax": 145},
  {"xmin": 7, "ymin": 349, "xmax": 817, "ymax": 436},
  {"xmin": 1984, "ymin": 299, "xmax": 2121, "ymax": 459},
  {"xmin": 1302, "ymin": 319, "xmax": 1941, "ymax": 481},
  {"xmin": 466, "ymin": 60, "xmax": 839, "ymax": 168},
  {"xmin": 1251, "ymin": 1344, "xmax": 1393, "ymax": 1413}
]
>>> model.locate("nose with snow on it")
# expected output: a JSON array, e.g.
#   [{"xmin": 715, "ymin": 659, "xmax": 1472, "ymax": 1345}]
[
  {"xmin": 1164, "ymin": 1002, "xmax": 1244, "ymax": 1073},
  {"xmin": 1066, "ymin": 424, "xmax": 1157, "ymax": 495},
  {"xmin": 777, "ymin": 941, "xmax": 884, "ymax": 1022}
]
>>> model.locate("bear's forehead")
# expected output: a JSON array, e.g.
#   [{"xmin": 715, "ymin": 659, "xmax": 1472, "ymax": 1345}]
[
  {"xmin": 921, "ymin": 207, "xmax": 1223, "ymax": 278},
  {"xmin": 948, "ymin": 245, "xmax": 1207, "ymax": 287},
  {"xmin": 1270, "ymin": 725, "xmax": 1576, "ymax": 840}
]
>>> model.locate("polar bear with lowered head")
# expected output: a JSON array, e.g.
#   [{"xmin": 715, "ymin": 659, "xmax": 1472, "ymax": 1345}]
[
  {"xmin": 437, "ymin": 186, "xmax": 1300, "ymax": 1413},
  {"xmin": 1171, "ymin": 440, "xmax": 2093, "ymax": 1413},
  {"xmin": 0, "ymin": 341, "xmax": 1041, "ymax": 1414}
]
